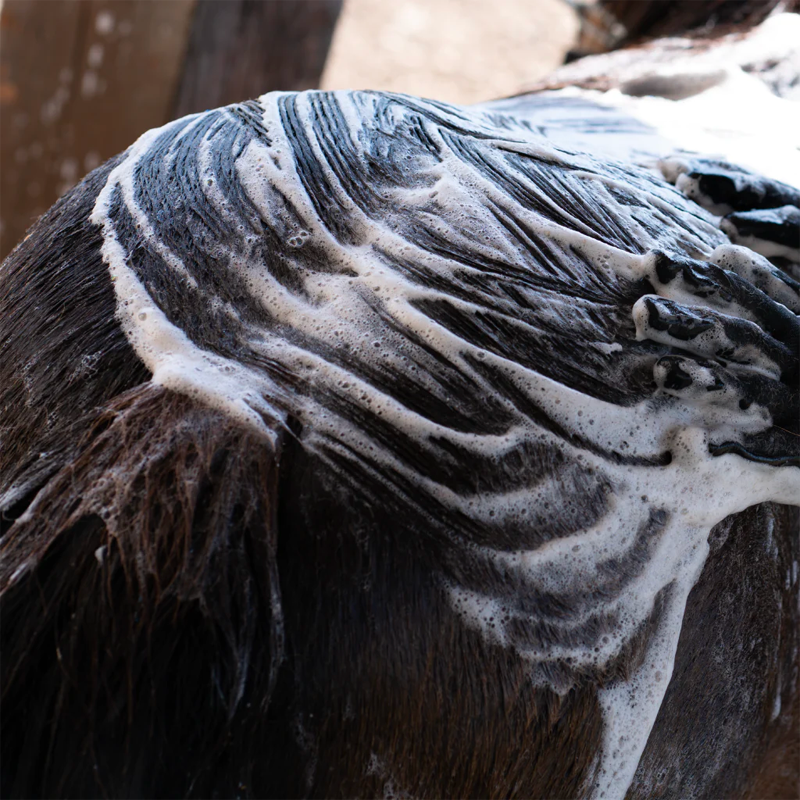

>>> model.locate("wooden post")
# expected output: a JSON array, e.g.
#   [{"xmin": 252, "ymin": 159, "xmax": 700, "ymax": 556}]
[
  {"xmin": 174, "ymin": 0, "xmax": 343, "ymax": 118},
  {"xmin": 0, "ymin": 0, "xmax": 342, "ymax": 260}
]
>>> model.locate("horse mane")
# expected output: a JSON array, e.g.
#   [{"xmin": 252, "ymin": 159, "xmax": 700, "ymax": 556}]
[{"xmin": 1, "ymin": 78, "xmax": 797, "ymax": 798}]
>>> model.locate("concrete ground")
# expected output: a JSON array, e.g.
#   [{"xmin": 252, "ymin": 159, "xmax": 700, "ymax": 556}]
[{"xmin": 321, "ymin": 0, "xmax": 579, "ymax": 105}]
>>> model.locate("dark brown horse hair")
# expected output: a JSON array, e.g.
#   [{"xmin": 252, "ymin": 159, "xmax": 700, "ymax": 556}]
[{"xmin": 2, "ymin": 385, "xmax": 282, "ymax": 796}]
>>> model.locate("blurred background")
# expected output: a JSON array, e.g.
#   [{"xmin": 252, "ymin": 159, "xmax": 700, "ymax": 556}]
[
  {"xmin": 0, "ymin": 0, "xmax": 578, "ymax": 260},
  {"xmin": 323, "ymin": 0, "xmax": 576, "ymax": 102},
  {"xmin": 1, "ymin": 0, "xmax": 793, "ymax": 259}
]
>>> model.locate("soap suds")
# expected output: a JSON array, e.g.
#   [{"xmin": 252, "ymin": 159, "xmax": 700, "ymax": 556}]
[{"xmin": 91, "ymin": 85, "xmax": 799, "ymax": 800}]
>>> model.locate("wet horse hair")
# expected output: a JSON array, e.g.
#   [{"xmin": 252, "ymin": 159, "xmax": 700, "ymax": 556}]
[
  {"xmin": 0, "ymin": 158, "xmax": 286, "ymax": 795},
  {"xmin": 1, "ymin": 57, "xmax": 799, "ymax": 800}
]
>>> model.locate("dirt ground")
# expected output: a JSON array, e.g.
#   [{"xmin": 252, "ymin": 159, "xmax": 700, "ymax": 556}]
[{"xmin": 321, "ymin": 0, "xmax": 579, "ymax": 105}]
